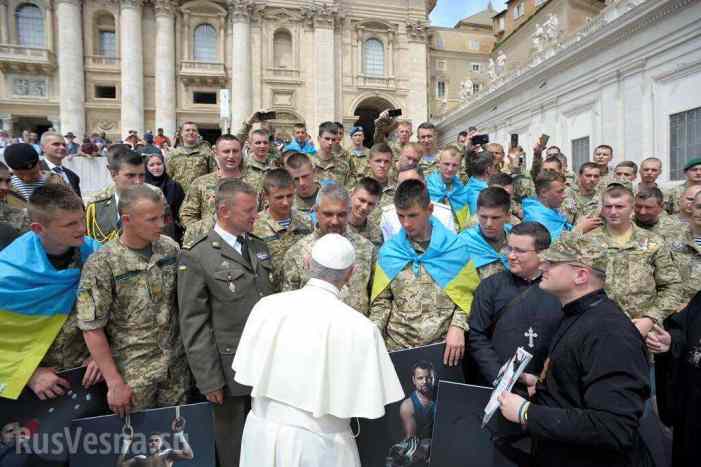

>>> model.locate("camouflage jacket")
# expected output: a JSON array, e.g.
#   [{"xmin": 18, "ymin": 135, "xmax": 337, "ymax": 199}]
[
  {"xmin": 293, "ymin": 188, "xmax": 319, "ymax": 214},
  {"xmin": 40, "ymin": 247, "xmax": 90, "ymax": 371},
  {"xmin": 243, "ymin": 154, "xmax": 274, "ymax": 193},
  {"xmin": 418, "ymin": 156, "xmax": 439, "ymax": 177},
  {"xmin": 0, "ymin": 201, "xmax": 30, "ymax": 233},
  {"xmin": 281, "ymin": 229, "xmax": 376, "ymax": 314},
  {"xmin": 179, "ymin": 171, "xmax": 220, "ymax": 227},
  {"xmin": 669, "ymin": 226, "xmax": 701, "ymax": 306},
  {"xmin": 576, "ymin": 226, "xmax": 683, "ymax": 322},
  {"xmin": 76, "ymin": 236, "xmax": 185, "ymax": 385},
  {"xmin": 348, "ymin": 218, "xmax": 384, "ymax": 248},
  {"xmin": 166, "ymin": 142, "xmax": 216, "ymax": 193},
  {"xmin": 348, "ymin": 148, "xmax": 371, "ymax": 181},
  {"xmin": 311, "ymin": 154, "xmax": 352, "ymax": 190},
  {"xmin": 182, "ymin": 215, "xmax": 216, "ymax": 249},
  {"xmin": 369, "ymin": 239, "xmax": 469, "ymax": 351},
  {"xmin": 252, "ymin": 209, "xmax": 313, "ymax": 291},
  {"xmin": 562, "ymin": 185, "xmax": 601, "ymax": 224},
  {"xmin": 664, "ymin": 181, "xmax": 691, "ymax": 215},
  {"xmin": 634, "ymin": 213, "xmax": 684, "ymax": 244}
]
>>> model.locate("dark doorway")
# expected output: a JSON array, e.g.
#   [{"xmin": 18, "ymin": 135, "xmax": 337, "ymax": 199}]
[
  {"xmin": 354, "ymin": 97, "xmax": 394, "ymax": 148},
  {"xmin": 199, "ymin": 127, "xmax": 222, "ymax": 146}
]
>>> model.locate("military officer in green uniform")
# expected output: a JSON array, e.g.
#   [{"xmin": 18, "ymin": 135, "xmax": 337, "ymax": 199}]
[
  {"xmin": 177, "ymin": 179, "xmax": 274, "ymax": 467},
  {"xmin": 78, "ymin": 185, "xmax": 188, "ymax": 415},
  {"xmin": 252, "ymin": 169, "xmax": 313, "ymax": 290},
  {"xmin": 166, "ymin": 122, "xmax": 216, "ymax": 193}
]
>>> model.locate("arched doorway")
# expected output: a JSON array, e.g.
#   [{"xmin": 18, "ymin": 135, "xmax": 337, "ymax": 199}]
[{"xmin": 353, "ymin": 96, "xmax": 394, "ymax": 147}]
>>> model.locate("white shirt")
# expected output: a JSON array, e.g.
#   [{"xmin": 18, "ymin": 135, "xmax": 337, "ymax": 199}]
[
  {"xmin": 214, "ymin": 223, "xmax": 244, "ymax": 255},
  {"xmin": 43, "ymin": 158, "xmax": 70, "ymax": 185},
  {"xmin": 380, "ymin": 201, "xmax": 457, "ymax": 242}
]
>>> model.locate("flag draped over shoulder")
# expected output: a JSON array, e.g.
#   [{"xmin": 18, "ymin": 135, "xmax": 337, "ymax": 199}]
[
  {"xmin": 371, "ymin": 217, "xmax": 480, "ymax": 312},
  {"xmin": 426, "ymin": 172, "xmax": 470, "ymax": 230},
  {"xmin": 464, "ymin": 177, "xmax": 488, "ymax": 217},
  {"xmin": 459, "ymin": 224, "xmax": 512, "ymax": 269},
  {"xmin": 522, "ymin": 197, "xmax": 572, "ymax": 241},
  {"xmin": 0, "ymin": 232, "xmax": 100, "ymax": 400}
]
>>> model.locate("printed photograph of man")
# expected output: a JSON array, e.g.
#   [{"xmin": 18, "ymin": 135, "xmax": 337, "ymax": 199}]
[{"xmin": 116, "ymin": 418, "xmax": 193, "ymax": 467}]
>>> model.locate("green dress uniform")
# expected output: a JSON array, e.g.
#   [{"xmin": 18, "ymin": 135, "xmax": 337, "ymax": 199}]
[{"xmin": 177, "ymin": 228, "xmax": 274, "ymax": 467}]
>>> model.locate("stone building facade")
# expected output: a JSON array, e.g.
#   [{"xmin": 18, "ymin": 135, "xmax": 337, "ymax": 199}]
[{"xmin": 0, "ymin": 0, "xmax": 435, "ymax": 143}]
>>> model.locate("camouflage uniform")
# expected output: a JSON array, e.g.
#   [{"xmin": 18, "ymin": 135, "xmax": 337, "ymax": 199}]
[
  {"xmin": 311, "ymin": 155, "xmax": 352, "ymax": 190},
  {"xmin": 664, "ymin": 181, "xmax": 691, "ymax": 215},
  {"xmin": 39, "ymin": 248, "xmax": 90, "ymax": 371},
  {"xmin": 76, "ymin": 235, "xmax": 188, "ymax": 410},
  {"xmin": 182, "ymin": 215, "xmax": 217, "ymax": 248},
  {"xmin": 513, "ymin": 174, "xmax": 536, "ymax": 202},
  {"xmin": 252, "ymin": 209, "xmax": 313, "ymax": 291},
  {"xmin": 0, "ymin": 201, "xmax": 30, "ymax": 233},
  {"xmin": 634, "ymin": 213, "xmax": 684, "ymax": 244},
  {"xmin": 418, "ymin": 156, "xmax": 439, "ymax": 177},
  {"xmin": 281, "ymin": 229, "xmax": 376, "ymax": 314},
  {"xmin": 348, "ymin": 148, "xmax": 371, "ymax": 181},
  {"xmin": 574, "ymin": 226, "xmax": 684, "ymax": 322},
  {"xmin": 243, "ymin": 154, "xmax": 273, "ymax": 193},
  {"xmin": 562, "ymin": 185, "xmax": 601, "ymax": 224},
  {"xmin": 669, "ymin": 226, "xmax": 701, "ymax": 306},
  {"xmin": 235, "ymin": 121, "xmax": 282, "ymax": 167},
  {"xmin": 179, "ymin": 171, "xmax": 220, "ymax": 227},
  {"xmin": 293, "ymin": 188, "xmax": 319, "ymax": 215},
  {"xmin": 166, "ymin": 142, "xmax": 216, "ymax": 193},
  {"xmin": 369, "ymin": 239, "xmax": 469, "ymax": 351},
  {"xmin": 348, "ymin": 218, "xmax": 383, "ymax": 247}
]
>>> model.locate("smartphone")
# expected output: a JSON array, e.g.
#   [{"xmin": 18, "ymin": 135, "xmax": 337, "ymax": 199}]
[
  {"xmin": 471, "ymin": 134, "xmax": 489, "ymax": 146},
  {"xmin": 540, "ymin": 134, "xmax": 550, "ymax": 147},
  {"xmin": 258, "ymin": 111, "xmax": 277, "ymax": 121},
  {"xmin": 387, "ymin": 109, "xmax": 403, "ymax": 118},
  {"xmin": 510, "ymin": 133, "xmax": 519, "ymax": 149}
]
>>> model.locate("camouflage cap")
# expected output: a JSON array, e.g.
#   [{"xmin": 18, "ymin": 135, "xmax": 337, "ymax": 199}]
[
  {"xmin": 540, "ymin": 235, "xmax": 608, "ymax": 274},
  {"xmin": 605, "ymin": 178, "xmax": 634, "ymax": 194}
]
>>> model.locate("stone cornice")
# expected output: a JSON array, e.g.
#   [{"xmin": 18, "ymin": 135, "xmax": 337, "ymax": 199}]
[
  {"xmin": 120, "ymin": 0, "xmax": 144, "ymax": 10},
  {"xmin": 154, "ymin": 0, "xmax": 176, "ymax": 17},
  {"xmin": 228, "ymin": 0, "xmax": 255, "ymax": 21},
  {"xmin": 300, "ymin": 3, "xmax": 339, "ymax": 30}
]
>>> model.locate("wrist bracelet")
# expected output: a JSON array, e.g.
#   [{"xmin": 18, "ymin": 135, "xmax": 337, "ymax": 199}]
[{"xmin": 517, "ymin": 400, "xmax": 528, "ymax": 425}]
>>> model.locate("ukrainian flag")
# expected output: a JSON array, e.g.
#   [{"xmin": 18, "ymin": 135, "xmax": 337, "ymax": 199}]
[
  {"xmin": 426, "ymin": 172, "xmax": 471, "ymax": 231},
  {"xmin": 459, "ymin": 224, "xmax": 512, "ymax": 269},
  {"xmin": 0, "ymin": 232, "xmax": 100, "ymax": 399},
  {"xmin": 371, "ymin": 217, "xmax": 480, "ymax": 312},
  {"xmin": 464, "ymin": 176, "xmax": 488, "ymax": 217},
  {"xmin": 522, "ymin": 197, "xmax": 572, "ymax": 241}
]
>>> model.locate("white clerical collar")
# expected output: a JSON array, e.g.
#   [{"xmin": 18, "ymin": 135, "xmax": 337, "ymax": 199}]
[
  {"xmin": 214, "ymin": 223, "xmax": 244, "ymax": 255},
  {"xmin": 306, "ymin": 278, "xmax": 340, "ymax": 298}
]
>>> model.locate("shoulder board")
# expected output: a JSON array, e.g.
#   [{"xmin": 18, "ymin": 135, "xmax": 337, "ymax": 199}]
[{"xmin": 182, "ymin": 231, "xmax": 210, "ymax": 250}]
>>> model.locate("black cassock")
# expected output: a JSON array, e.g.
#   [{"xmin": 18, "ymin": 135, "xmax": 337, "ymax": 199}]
[{"xmin": 656, "ymin": 291, "xmax": 701, "ymax": 467}]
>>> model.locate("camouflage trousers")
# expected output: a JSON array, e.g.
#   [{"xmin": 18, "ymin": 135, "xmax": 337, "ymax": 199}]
[{"xmin": 129, "ymin": 364, "xmax": 190, "ymax": 411}]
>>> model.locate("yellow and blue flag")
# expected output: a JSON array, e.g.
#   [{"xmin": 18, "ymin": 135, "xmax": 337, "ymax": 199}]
[
  {"xmin": 459, "ymin": 224, "xmax": 512, "ymax": 269},
  {"xmin": 0, "ymin": 232, "xmax": 100, "ymax": 399},
  {"xmin": 464, "ymin": 176, "xmax": 488, "ymax": 216},
  {"xmin": 426, "ymin": 172, "xmax": 471, "ymax": 230},
  {"xmin": 371, "ymin": 217, "xmax": 480, "ymax": 312},
  {"xmin": 522, "ymin": 197, "xmax": 572, "ymax": 241}
]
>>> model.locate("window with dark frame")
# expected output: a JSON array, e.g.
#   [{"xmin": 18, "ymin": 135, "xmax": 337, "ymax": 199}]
[
  {"xmin": 95, "ymin": 85, "xmax": 117, "ymax": 99},
  {"xmin": 571, "ymin": 136, "xmax": 590, "ymax": 173},
  {"xmin": 193, "ymin": 91, "xmax": 217, "ymax": 105},
  {"xmin": 670, "ymin": 106, "xmax": 701, "ymax": 180}
]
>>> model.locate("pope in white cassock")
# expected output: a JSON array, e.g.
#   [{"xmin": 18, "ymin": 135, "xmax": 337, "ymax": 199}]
[{"xmin": 233, "ymin": 233, "xmax": 404, "ymax": 467}]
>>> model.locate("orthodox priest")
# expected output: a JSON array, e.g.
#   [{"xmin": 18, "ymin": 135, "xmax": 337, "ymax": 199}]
[{"xmin": 233, "ymin": 233, "xmax": 404, "ymax": 467}]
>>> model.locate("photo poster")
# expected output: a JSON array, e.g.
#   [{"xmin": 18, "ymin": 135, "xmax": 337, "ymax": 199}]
[
  {"xmin": 69, "ymin": 402, "xmax": 215, "ymax": 467},
  {"xmin": 0, "ymin": 366, "xmax": 109, "ymax": 467},
  {"xmin": 356, "ymin": 342, "xmax": 465, "ymax": 467},
  {"xmin": 430, "ymin": 381, "xmax": 528, "ymax": 467}
]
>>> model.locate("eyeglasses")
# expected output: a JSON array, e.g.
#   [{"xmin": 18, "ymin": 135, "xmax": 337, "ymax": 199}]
[{"xmin": 504, "ymin": 246, "xmax": 538, "ymax": 255}]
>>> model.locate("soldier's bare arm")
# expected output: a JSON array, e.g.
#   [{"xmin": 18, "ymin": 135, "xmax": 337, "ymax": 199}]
[{"xmin": 399, "ymin": 398, "xmax": 417, "ymax": 439}]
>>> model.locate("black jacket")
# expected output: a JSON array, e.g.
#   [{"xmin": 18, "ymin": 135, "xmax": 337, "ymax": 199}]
[
  {"xmin": 40, "ymin": 160, "xmax": 81, "ymax": 198},
  {"xmin": 468, "ymin": 271, "xmax": 562, "ymax": 385},
  {"xmin": 527, "ymin": 289, "xmax": 650, "ymax": 467}
]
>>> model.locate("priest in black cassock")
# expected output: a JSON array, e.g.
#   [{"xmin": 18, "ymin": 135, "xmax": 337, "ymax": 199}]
[
  {"xmin": 468, "ymin": 221, "xmax": 562, "ymax": 395},
  {"xmin": 650, "ymin": 291, "xmax": 701, "ymax": 467}
]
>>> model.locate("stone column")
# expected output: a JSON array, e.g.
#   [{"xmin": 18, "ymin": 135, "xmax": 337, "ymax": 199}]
[
  {"xmin": 120, "ymin": 0, "xmax": 144, "ymax": 138},
  {"xmin": 313, "ymin": 6, "xmax": 337, "ymax": 127},
  {"xmin": 0, "ymin": 1, "xmax": 10, "ymax": 44},
  {"xmin": 0, "ymin": 114, "xmax": 14, "ymax": 138},
  {"xmin": 405, "ymin": 21, "xmax": 428, "ymax": 127},
  {"xmin": 229, "ymin": 0, "xmax": 253, "ymax": 132},
  {"xmin": 154, "ymin": 0, "xmax": 176, "ymax": 138},
  {"xmin": 55, "ymin": 0, "xmax": 85, "ymax": 138}
]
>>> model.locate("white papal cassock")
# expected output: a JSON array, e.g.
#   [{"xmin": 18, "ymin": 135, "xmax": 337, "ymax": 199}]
[{"xmin": 233, "ymin": 278, "xmax": 404, "ymax": 467}]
